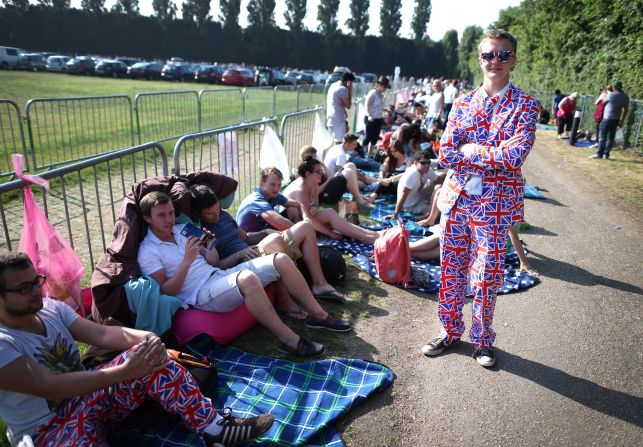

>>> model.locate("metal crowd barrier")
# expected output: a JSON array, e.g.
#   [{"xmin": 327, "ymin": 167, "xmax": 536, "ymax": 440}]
[
  {"xmin": 0, "ymin": 99, "xmax": 28, "ymax": 178},
  {"xmin": 0, "ymin": 142, "xmax": 168, "ymax": 279},
  {"xmin": 134, "ymin": 90, "xmax": 199, "ymax": 144},
  {"xmin": 279, "ymin": 107, "xmax": 323, "ymax": 172},
  {"xmin": 243, "ymin": 87, "xmax": 276, "ymax": 122},
  {"xmin": 24, "ymin": 95, "xmax": 135, "ymax": 171},
  {"xmin": 199, "ymin": 88, "xmax": 243, "ymax": 130},
  {"xmin": 173, "ymin": 119, "xmax": 276, "ymax": 216}
]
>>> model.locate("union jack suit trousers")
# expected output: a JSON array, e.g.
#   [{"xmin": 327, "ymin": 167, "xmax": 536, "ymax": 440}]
[
  {"xmin": 32, "ymin": 348, "xmax": 216, "ymax": 446},
  {"xmin": 436, "ymin": 84, "xmax": 539, "ymax": 347}
]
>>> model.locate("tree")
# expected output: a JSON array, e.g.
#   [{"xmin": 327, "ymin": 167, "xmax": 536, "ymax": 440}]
[
  {"xmin": 247, "ymin": 0, "xmax": 276, "ymax": 28},
  {"xmin": 2, "ymin": 0, "xmax": 30, "ymax": 11},
  {"xmin": 284, "ymin": 0, "xmax": 307, "ymax": 33},
  {"xmin": 182, "ymin": 0, "xmax": 212, "ymax": 27},
  {"xmin": 411, "ymin": 0, "xmax": 431, "ymax": 41},
  {"xmin": 457, "ymin": 25, "xmax": 482, "ymax": 82},
  {"xmin": 36, "ymin": 0, "xmax": 70, "ymax": 9},
  {"xmin": 318, "ymin": 0, "xmax": 340, "ymax": 36},
  {"xmin": 152, "ymin": 0, "xmax": 177, "ymax": 21},
  {"xmin": 219, "ymin": 0, "xmax": 241, "ymax": 30},
  {"xmin": 442, "ymin": 29, "xmax": 459, "ymax": 77},
  {"xmin": 111, "ymin": 0, "xmax": 139, "ymax": 15},
  {"xmin": 346, "ymin": 0, "xmax": 369, "ymax": 37},
  {"xmin": 81, "ymin": 0, "xmax": 105, "ymax": 14},
  {"xmin": 379, "ymin": 0, "xmax": 402, "ymax": 39}
]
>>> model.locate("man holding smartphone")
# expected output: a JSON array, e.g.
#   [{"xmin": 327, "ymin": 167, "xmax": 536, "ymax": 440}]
[
  {"xmin": 326, "ymin": 72, "xmax": 355, "ymax": 143},
  {"xmin": 137, "ymin": 191, "xmax": 351, "ymax": 359}
]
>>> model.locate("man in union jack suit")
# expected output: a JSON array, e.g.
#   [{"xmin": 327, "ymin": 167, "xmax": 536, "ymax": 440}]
[{"xmin": 422, "ymin": 29, "xmax": 539, "ymax": 367}]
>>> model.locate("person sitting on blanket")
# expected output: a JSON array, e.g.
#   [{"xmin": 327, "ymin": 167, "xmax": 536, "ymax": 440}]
[
  {"xmin": 285, "ymin": 158, "xmax": 382, "ymax": 244},
  {"xmin": 187, "ymin": 184, "xmax": 346, "ymax": 303},
  {"xmin": 0, "ymin": 251, "xmax": 275, "ymax": 447},
  {"xmin": 365, "ymin": 139, "xmax": 407, "ymax": 203},
  {"xmin": 322, "ymin": 133, "xmax": 378, "ymax": 209},
  {"xmin": 383, "ymin": 149, "xmax": 445, "ymax": 225},
  {"xmin": 137, "ymin": 191, "xmax": 351, "ymax": 359}
]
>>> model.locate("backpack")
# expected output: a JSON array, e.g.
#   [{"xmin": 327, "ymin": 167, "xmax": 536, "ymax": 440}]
[
  {"xmin": 297, "ymin": 246, "xmax": 346, "ymax": 286},
  {"xmin": 373, "ymin": 220, "xmax": 411, "ymax": 286}
]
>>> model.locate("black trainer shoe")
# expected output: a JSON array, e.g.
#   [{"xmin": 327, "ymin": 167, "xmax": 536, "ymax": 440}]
[
  {"xmin": 277, "ymin": 336, "xmax": 325, "ymax": 358},
  {"xmin": 472, "ymin": 347, "xmax": 496, "ymax": 367},
  {"xmin": 421, "ymin": 336, "xmax": 459, "ymax": 356},
  {"xmin": 305, "ymin": 312, "xmax": 352, "ymax": 332},
  {"xmin": 205, "ymin": 408, "xmax": 274, "ymax": 447}
]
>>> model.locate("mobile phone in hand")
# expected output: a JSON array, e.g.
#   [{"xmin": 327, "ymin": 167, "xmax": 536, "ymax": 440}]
[{"xmin": 180, "ymin": 223, "xmax": 215, "ymax": 248}]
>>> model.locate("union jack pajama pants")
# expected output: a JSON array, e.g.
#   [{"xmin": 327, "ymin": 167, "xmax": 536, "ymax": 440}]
[
  {"xmin": 32, "ymin": 348, "xmax": 216, "ymax": 446},
  {"xmin": 438, "ymin": 191, "xmax": 509, "ymax": 347}
]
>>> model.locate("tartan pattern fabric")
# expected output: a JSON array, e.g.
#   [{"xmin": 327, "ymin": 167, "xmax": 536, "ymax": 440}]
[
  {"xmin": 107, "ymin": 335, "xmax": 394, "ymax": 447},
  {"xmin": 32, "ymin": 348, "xmax": 215, "ymax": 447}
]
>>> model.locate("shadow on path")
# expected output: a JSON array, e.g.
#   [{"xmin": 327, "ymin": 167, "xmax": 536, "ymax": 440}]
[
  {"xmin": 523, "ymin": 225, "xmax": 558, "ymax": 237},
  {"xmin": 529, "ymin": 250, "xmax": 643, "ymax": 295},
  {"xmin": 452, "ymin": 342, "xmax": 643, "ymax": 428}
]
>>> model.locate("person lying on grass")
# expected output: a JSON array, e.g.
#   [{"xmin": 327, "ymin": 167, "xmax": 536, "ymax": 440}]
[
  {"xmin": 0, "ymin": 251, "xmax": 274, "ymax": 447},
  {"xmin": 137, "ymin": 191, "xmax": 351, "ymax": 359}
]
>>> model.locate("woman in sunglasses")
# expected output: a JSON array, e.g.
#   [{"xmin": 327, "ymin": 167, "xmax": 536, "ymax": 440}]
[{"xmin": 421, "ymin": 29, "xmax": 540, "ymax": 369}]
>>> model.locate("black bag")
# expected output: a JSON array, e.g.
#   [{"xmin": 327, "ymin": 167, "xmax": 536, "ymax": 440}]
[
  {"xmin": 297, "ymin": 246, "xmax": 346, "ymax": 286},
  {"xmin": 168, "ymin": 349, "xmax": 218, "ymax": 399}
]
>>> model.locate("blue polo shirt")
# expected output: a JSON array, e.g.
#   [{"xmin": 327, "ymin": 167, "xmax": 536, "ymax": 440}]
[
  {"xmin": 236, "ymin": 189, "xmax": 288, "ymax": 232},
  {"xmin": 204, "ymin": 210, "xmax": 249, "ymax": 259}
]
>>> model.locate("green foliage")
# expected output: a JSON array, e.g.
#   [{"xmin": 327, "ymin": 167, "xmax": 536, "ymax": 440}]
[
  {"xmin": 411, "ymin": 0, "xmax": 431, "ymax": 41},
  {"xmin": 457, "ymin": 25, "xmax": 482, "ymax": 83},
  {"xmin": 317, "ymin": 0, "xmax": 340, "ymax": 36},
  {"xmin": 152, "ymin": 0, "xmax": 176, "ymax": 21},
  {"xmin": 36, "ymin": 0, "xmax": 70, "ymax": 9},
  {"xmin": 379, "ymin": 0, "xmax": 402, "ymax": 39},
  {"xmin": 1, "ymin": 0, "xmax": 29, "ymax": 10},
  {"xmin": 284, "ymin": 0, "xmax": 307, "ymax": 33},
  {"xmin": 81, "ymin": 0, "xmax": 104, "ymax": 14},
  {"xmin": 181, "ymin": 0, "xmax": 211, "ymax": 27},
  {"xmin": 218, "ymin": 0, "xmax": 241, "ymax": 30},
  {"xmin": 246, "ymin": 0, "xmax": 275, "ymax": 28},
  {"xmin": 492, "ymin": 0, "xmax": 642, "ymax": 98},
  {"xmin": 441, "ymin": 29, "xmax": 458, "ymax": 78},
  {"xmin": 346, "ymin": 0, "xmax": 369, "ymax": 37},
  {"xmin": 111, "ymin": 0, "xmax": 139, "ymax": 15}
]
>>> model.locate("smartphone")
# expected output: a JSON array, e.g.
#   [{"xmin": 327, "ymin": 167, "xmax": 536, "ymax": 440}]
[{"xmin": 180, "ymin": 223, "xmax": 214, "ymax": 248}]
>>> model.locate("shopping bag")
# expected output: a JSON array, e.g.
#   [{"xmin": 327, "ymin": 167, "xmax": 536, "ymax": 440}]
[
  {"xmin": 259, "ymin": 124, "xmax": 290, "ymax": 185},
  {"xmin": 13, "ymin": 154, "xmax": 84, "ymax": 310},
  {"xmin": 312, "ymin": 111, "xmax": 334, "ymax": 157}
]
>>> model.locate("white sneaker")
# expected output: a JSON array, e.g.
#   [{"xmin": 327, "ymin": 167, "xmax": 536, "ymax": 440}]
[{"xmin": 472, "ymin": 347, "xmax": 496, "ymax": 367}]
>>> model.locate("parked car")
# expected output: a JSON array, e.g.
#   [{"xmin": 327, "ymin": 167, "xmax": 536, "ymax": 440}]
[
  {"xmin": 65, "ymin": 56, "xmax": 96, "ymax": 75},
  {"xmin": 195, "ymin": 64, "xmax": 226, "ymax": 83},
  {"xmin": 360, "ymin": 73, "xmax": 377, "ymax": 83},
  {"xmin": 326, "ymin": 66, "xmax": 352, "ymax": 86},
  {"xmin": 127, "ymin": 62, "xmax": 163, "ymax": 80},
  {"xmin": 16, "ymin": 53, "xmax": 46, "ymax": 72},
  {"xmin": 221, "ymin": 68, "xmax": 254, "ymax": 86},
  {"xmin": 116, "ymin": 57, "xmax": 139, "ymax": 67},
  {"xmin": 254, "ymin": 65, "xmax": 274, "ymax": 86},
  {"xmin": 46, "ymin": 55, "xmax": 70, "ymax": 72},
  {"xmin": 0, "ymin": 46, "xmax": 25, "ymax": 69},
  {"xmin": 296, "ymin": 73, "xmax": 316, "ymax": 85},
  {"xmin": 272, "ymin": 69, "xmax": 286, "ymax": 85},
  {"xmin": 161, "ymin": 63, "xmax": 193, "ymax": 81},
  {"xmin": 95, "ymin": 60, "xmax": 128, "ymax": 78},
  {"xmin": 284, "ymin": 71, "xmax": 300, "ymax": 85}
]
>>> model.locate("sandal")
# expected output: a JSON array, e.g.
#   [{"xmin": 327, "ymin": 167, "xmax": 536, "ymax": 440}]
[
  {"xmin": 279, "ymin": 308, "xmax": 308, "ymax": 321},
  {"xmin": 313, "ymin": 289, "xmax": 347, "ymax": 303},
  {"xmin": 277, "ymin": 337, "xmax": 325, "ymax": 358}
]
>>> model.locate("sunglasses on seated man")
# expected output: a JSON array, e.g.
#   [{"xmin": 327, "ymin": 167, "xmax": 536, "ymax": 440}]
[
  {"xmin": 1, "ymin": 274, "xmax": 47, "ymax": 295},
  {"xmin": 479, "ymin": 50, "xmax": 514, "ymax": 63}
]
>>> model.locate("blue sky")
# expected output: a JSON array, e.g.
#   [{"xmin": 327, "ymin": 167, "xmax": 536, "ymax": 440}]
[{"xmin": 67, "ymin": 0, "xmax": 523, "ymax": 41}]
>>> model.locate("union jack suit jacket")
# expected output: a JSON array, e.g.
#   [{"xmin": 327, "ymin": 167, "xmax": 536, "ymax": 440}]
[{"xmin": 437, "ymin": 84, "xmax": 540, "ymax": 226}]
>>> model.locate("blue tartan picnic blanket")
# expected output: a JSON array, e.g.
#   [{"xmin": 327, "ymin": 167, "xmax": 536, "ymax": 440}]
[{"xmin": 108, "ymin": 335, "xmax": 394, "ymax": 447}]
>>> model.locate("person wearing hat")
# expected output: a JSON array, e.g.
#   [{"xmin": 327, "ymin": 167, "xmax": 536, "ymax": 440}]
[
  {"xmin": 591, "ymin": 80, "xmax": 629, "ymax": 159},
  {"xmin": 556, "ymin": 91, "xmax": 579, "ymax": 139},
  {"xmin": 362, "ymin": 75, "xmax": 390, "ymax": 158}
]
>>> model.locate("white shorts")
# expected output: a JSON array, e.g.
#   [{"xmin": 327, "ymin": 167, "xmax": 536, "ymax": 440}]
[
  {"xmin": 195, "ymin": 254, "xmax": 279, "ymax": 312},
  {"xmin": 327, "ymin": 117, "xmax": 347, "ymax": 142}
]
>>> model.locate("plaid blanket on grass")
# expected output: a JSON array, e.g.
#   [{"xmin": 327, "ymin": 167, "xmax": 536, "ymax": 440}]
[
  {"xmin": 318, "ymin": 234, "xmax": 538, "ymax": 295},
  {"xmin": 108, "ymin": 334, "xmax": 394, "ymax": 447}
]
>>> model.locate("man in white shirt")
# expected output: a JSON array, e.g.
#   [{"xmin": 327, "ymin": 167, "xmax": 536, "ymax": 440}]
[
  {"xmin": 137, "ymin": 191, "xmax": 351, "ymax": 358},
  {"xmin": 326, "ymin": 72, "xmax": 355, "ymax": 143},
  {"xmin": 443, "ymin": 79, "xmax": 459, "ymax": 120}
]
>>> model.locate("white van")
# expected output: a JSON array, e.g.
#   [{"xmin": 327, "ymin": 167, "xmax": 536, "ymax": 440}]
[
  {"xmin": 0, "ymin": 46, "xmax": 26, "ymax": 69},
  {"xmin": 46, "ymin": 55, "xmax": 71, "ymax": 72}
]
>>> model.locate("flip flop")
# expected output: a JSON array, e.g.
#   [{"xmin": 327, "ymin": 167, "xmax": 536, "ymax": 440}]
[
  {"xmin": 313, "ymin": 289, "xmax": 347, "ymax": 303},
  {"xmin": 280, "ymin": 308, "xmax": 308, "ymax": 321}
]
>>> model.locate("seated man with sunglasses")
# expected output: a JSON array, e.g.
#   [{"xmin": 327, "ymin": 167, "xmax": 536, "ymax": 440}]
[
  {"xmin": 0, "ymin": 251, "xmax": 275, "ymax": 446},
  {"xmin": 383, "ymin": 149, "xmax": 443, "ymax": 220}
]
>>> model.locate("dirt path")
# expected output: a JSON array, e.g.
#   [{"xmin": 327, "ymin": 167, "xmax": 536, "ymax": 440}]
[{"xmin": 339, "ymin": 132, "xmax": 643, "ymax": 446}]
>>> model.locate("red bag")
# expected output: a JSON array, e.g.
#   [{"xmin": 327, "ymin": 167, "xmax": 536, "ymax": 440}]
[
  {"xmin": 13, "ymin": 154, "xmax": 84, "ymax": 311},
  {"xmin": 373, "ymin": 219, "xmax": 411, "ymax": 286}
]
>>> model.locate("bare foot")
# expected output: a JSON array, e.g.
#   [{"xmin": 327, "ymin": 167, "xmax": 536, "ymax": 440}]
[
  {"xmin": 364, "ymin": 193, "xmax": 377, "ymax": 203},
  {"xmin": 416, "ymin": 218, "xmax": 434, "ymax": 227}
]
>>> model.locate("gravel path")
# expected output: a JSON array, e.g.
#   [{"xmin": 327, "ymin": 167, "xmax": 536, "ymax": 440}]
[{"xmin": 340, "ymin": 132, "xmax": 643, "ymax": 446}]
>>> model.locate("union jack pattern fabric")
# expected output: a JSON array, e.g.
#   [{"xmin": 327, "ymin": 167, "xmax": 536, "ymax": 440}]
[
  {"xmin": 31, "ymin": 348, "xmax": 216, "ymax": 447},
  {"xmin": 436, "ymin": 84, "xmax": 538, "ymax": 347}
]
